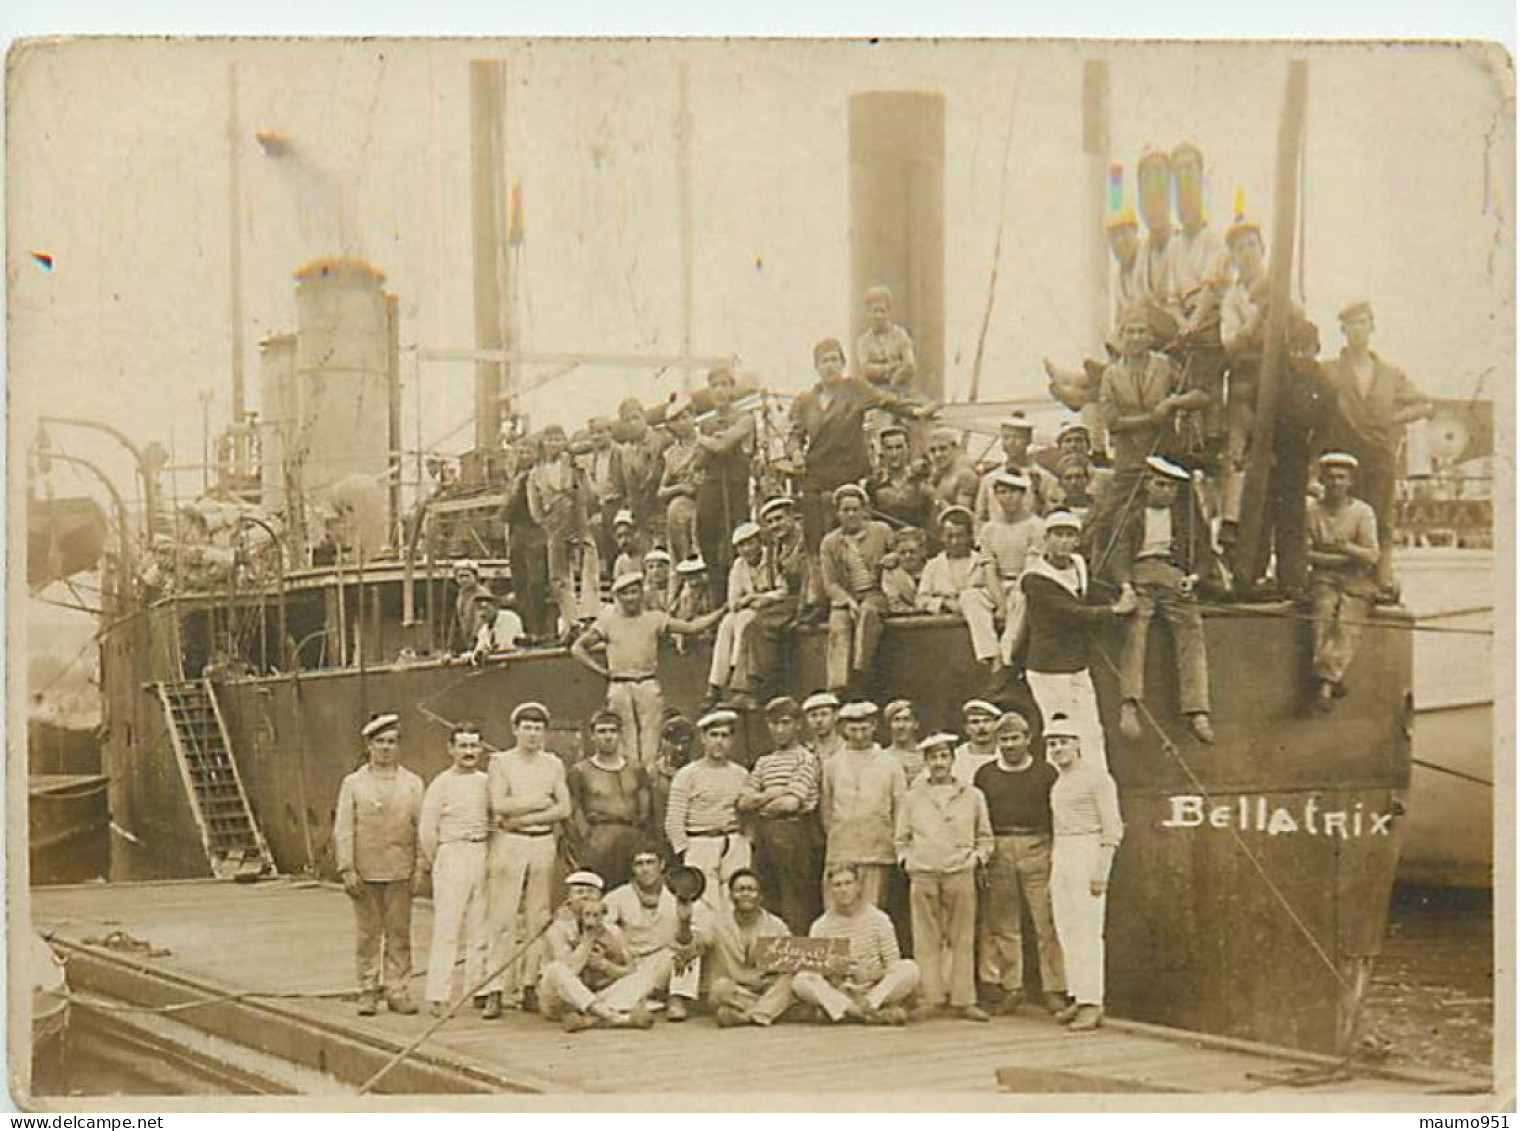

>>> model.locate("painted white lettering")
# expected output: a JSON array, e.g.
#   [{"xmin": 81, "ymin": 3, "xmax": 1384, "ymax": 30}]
[
  {"xmin": 1322, "ymin": 811, "xmax": 1348, "ymax": 839},
  {"xmin": 1256, "ymin": 797, "xmax": 1269, "ymax": 832},
  {"xmin": 1302, "ymin": 796, "xmax": 1319, "ymax": 835},
  {"xmin": 1353, "ymin": 803, "xmax": 1364, "ymax": 837},
  {"xmin": 1209, "ymin": 805, "xmax": 1231, "ymax": 829},
  {"xmin": 1267, "ymin": 808, "xmax": 1299, "ymax": 836},
  {"xmin": 1369, "ymin": 812, "xmax": 1393, "ymax": 836},
  {"xmin": 1162, "ymin": 796, "xmax": 1205, "ymax": 828}
]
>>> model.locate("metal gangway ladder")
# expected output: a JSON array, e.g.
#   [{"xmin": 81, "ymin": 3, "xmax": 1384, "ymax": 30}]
[{"xmin": 154, "ymin": 678, "xmax": 276, "ymax": 880}]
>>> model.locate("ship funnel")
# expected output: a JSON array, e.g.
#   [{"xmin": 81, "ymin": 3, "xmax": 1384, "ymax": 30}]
[{"xmin": 848, "ymin": 92, "xmax": 946, "ymax": 401}]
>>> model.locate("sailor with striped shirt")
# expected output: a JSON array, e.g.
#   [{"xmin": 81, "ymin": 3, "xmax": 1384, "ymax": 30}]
[
  {"xmin": 665, "ymin": 709, "xmax": 752, "ymax": 915},
  {"xmin": 793, "ymin": 863, "xmax": 922, "ymax": 1025},
  {"xmin": 738, "ymin": 696, "xmax": 824, "ymax": 933}
]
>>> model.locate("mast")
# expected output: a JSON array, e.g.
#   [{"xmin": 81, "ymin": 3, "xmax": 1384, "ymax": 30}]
[
  {"xmin": 470, "ymin": 60, "xmax": 511, "ymax": 449},
  {"xmin": 227, "ymin": 62, "xmax": 247, "ymax": 426},
  {"xmin": 676, "ymin": 60, "xmax": 695, "ymax": 387},
  {"xmin": 1234, "ymin": 60, "xmax": 1310, "ymax": 585},
  {"xmin": 1082, "ymin": 59, "xmax": 1111, "ymax": 356}
]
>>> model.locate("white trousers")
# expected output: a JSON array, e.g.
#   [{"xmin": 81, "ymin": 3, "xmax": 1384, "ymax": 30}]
[
  {"xmin": 1050, "ymin": 833, "xmax": 1108, "ymax": 1007},
  {"xmin": 539, "ymin": 951, "xmax": 683, "ymax": 1018},
  {"xmin": 792, "ymin": 960, "xmax": 921, "ymax": 1021},
  {"xmin": 485, "ymin": 831, "xmax": 558, "ymax": 999},
  {"xmin": 425, "ymin": 839, "xmax": 489, "ymax": 1004},
  {"xmin": 682, "ymin": 832, "xmax": 752, "ymax": 916},
  {"xmin": 608, "ymin": 677, "xmax": 665, "ymax": 769},
  {"xmin": 709, "ymin": 608, "xmax": 758, "ymax": 689},
  {"xmin": 958, "ymin": 584, "xmax": 1027, "ymax": 663},
  {"xmin": 1026, "ymin": 667, "xmax": 1108, "ymax": 772}
]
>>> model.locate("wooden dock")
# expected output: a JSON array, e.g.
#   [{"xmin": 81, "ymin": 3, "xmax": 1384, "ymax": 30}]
[{"xmin": 29, "ymin": 879, "xmax": 1489, "ymax": 1100}]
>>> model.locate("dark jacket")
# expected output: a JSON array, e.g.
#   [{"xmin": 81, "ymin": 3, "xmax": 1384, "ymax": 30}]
[
  {"xmin": 1021, "ymin": 555, "xmax": 1111, "ymax": 674},
  {"xmin": 1106, "ymin": 490, "xmax": 1215, "ymax": 586}
]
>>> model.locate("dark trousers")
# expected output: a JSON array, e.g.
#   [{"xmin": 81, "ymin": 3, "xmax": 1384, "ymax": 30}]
[
  {"xmin": 751, "ymin": 815, "xmax": 823, "ymax": 935},
  {"xmin": 351, "ymin": 879, "xmax": 413, "ymax": 995},
  {"xmin": 696, "ymin": 480, "xmax": 745, "ymax": 607},
  {"xmin": 1266, "ymin": 429, "xmax": 1313, "ymax": 593},
  {"xmin": 508, "ymin": 526, "xmax": 553, "ymax": 638},
  {"xmin": 740, "ymin": 604, "xmax": 798, "ymax": 699}
]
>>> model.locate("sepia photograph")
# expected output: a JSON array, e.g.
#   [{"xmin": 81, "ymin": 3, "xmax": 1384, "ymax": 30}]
[{"xmin": 7, "ymin": 33, "xmax": 1513, "ymax": 1109}]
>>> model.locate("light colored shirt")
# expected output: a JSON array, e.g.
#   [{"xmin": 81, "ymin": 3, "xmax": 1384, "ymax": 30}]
[
  {"xmin": 820, "ymin": 747, "xmax": 907, "ymax": 865},
  {"xmin": 1306, "ymin": 497, "xmax": 1380, "ymax": 592},
  {"xmin": 1050, "ymin": 763, "xmax": 1124, "ymax": 847},
  {"xmin": 809, "ymin": 904, "xmax": 902, "ymax": 978},
  {"xmin": 474, "ymin": 609, "xmax": 525, "ymax": 653},
  {"xmin": 488, "ymin": 748, "xmax": 568, "ymax": 836},
  {"xmin": 1140, "ymin": 506, "xmax": 1174, "ymax": 561},
  {"xmin": 747, "ymin": 744, "xmax": 822, "ymax": 813},
  {"xmin": 952, "ymin": 743, "xmax": 998, "ymax": 786},
  {"xmin": 1100, "ymin": 353, "xmax": 1181, "ymax": 472},
  {"xmin": 665, "ymin": 759, "xmax": 749, "ymax": 853},
  {"xmin": 333, "ymin": 763, "xmax": 424, "ymax": 881},
  {"xmin": 895, "ymin": 778, "xmax": 994, "ymax": 875},
  {"xmin": 886, "ymin": 743, "xmax": 925, "ymax": 785},
  {"xmin": 419, "ymin": 767, "xmax": 490, "ymax": 861},
  {"xmin": 593, "ymin": 607, "xmax": 672, "ymax": 679},
  {"xmin": 602, "ymin": 883, "xmax": 683, "ymax": 958},
  {"xmin": 977, "ymin": 515, "xmax": 1044, "ymax": 580},
  {"xmin": 1164, "ymin": 223, "xmax": 1229, "ymax": 321},
  {"xmin": 916, "ymin": 552, "xmax": 983, "ymax": 613},
  {"xmin": 697, "ymin": 908, "xmax": 793, "ymax": 991},
  {"xmin": 856, "ymin": 323, "xmax": 917, "ymax": 390}
]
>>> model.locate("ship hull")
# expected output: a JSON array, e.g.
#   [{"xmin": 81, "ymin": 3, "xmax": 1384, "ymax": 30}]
[{"xmin": 100, "ymin": 605, "xmax": 1411, "ymax": 1055}]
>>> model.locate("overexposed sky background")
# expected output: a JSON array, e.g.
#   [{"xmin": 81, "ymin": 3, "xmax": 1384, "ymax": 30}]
[{"xmin": 9, "ymin": 38, "xmax": 1513, "ymax": 508}]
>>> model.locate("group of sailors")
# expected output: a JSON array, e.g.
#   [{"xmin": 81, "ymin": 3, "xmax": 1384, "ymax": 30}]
[
  {"xmin": 334, "ymin": 690, "xmax": 1118, "ymax": 1033},
  {"xmin": 452, "ymin": 140, "xmax": 1430, "ymax": 725}
]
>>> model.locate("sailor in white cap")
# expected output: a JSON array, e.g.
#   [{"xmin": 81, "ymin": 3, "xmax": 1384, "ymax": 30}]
[
  {"xmin": 536, "ymin": 869, "xmax": 670, "ymax": 1032},
  {"xmin": 819, "ymin": 700, "xmax": 907, "ymax": 911},
  {"xmin": 671, "ymin": 555, "xmax": 714, "ymax": 624},
  {"xmin": 571, "ymin": 572, "xmax": 727, "ymax": 768},
  {"xmin": 802, "ymin": 690, "xmax": 845, "ymax": 762},
  {"xmin": 481, "ymin": 701, "xmax": 571, "ymax": 1019},
  {"xmin": 745, "ymin": 495, "xmax": 811, "ymax": 700},
  {"xmin": 665, "ymin": 708, "xmax": 752, "ymax": 914},
  {"xmin": 953, "ymin": 699, "xmax": 1002, "ymax": 785},
  {"xmin": 419, "ymin": 723, "xmax": 492, "ymax": 1016},
  {"xmin": 1305, "ymin": 451, "xmax": 1380, "ymax": 713},
  {"xmin": 704, "ymin": 521, "xmax": 775, "ymax": 704},
  {"xmin": 333, "ymin": 712, "xmax": 425, "ymax": 1016},
  {"xmin": 819, "ymin": 484, "xmax": 895, "ymax": 691},
  {"xmin": 641, "ymin": 547, "xmax": 674, "ymax": 613},
  {"xmin": 610, "ymin": 508, "xmax": 646, "ymax": 582},
  {"xmin": 975, "ymin": 412, "xmax": 1057, "ymax": 522},
  {"xmin": 978, "ymin": 469, "xmax": 1045, "ymax": 666},
  {"xmin": 1044, "ymin": 715, "xmax": 1123, "ymax": 1033},
  {"xmin": 896, "ymin": 732, "xmax": 993, "ymax": 1022},
  {"xmin": 1020, "ymin": 510, "xmax": 1133, "ymax": 773},
  {"xmin": 657, "ymin": 391, "xmax": 702, "ymax": 564},
  {"xmin": 469, "ymin": 588, "xmax": 525, "ymax": 663},
  {"xmin": 1109, "ymin": 455, "xmax": 1216, "ymax": 744}
]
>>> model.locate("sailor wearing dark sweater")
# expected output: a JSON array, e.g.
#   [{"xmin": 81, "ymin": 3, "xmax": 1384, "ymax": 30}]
[{"xmin": 1019, "ymin": 510, "xmax": 1136, "ymax": 772}]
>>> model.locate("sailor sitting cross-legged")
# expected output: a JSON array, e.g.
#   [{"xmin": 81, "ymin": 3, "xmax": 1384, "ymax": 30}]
[
  {"xmin": 601, "ymin": 844, "xmax": 703, "ymax": 1022},
  {"xmin": 537, "ymin": 870, "xmax": 661, "ymax": 1032}
]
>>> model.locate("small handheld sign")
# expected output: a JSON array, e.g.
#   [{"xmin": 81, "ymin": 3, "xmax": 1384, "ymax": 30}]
[{"xmin": 754, "ymin": 936, "xmax": 850, "ymax": 975}]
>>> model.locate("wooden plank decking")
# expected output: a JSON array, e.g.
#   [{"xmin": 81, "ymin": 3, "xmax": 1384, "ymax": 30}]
[{"xmin": 30, "ymin": 879, "xmax": 1483, "ymax": 1098}]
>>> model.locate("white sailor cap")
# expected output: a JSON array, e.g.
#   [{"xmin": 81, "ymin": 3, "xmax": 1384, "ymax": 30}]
[
  {"xmin": 1318, "ymin": 451, "xmax": 1360, "ymax": 470},
  {"xmin": 613, "ymin": 509, "xmax": 637, "ymax": 528},
  {"xmin": 361, "ymin": 713, "xmax": 400, "ymax": 739},
  {"xmin": 1044, "ymin": 714, "xmax": 1083, "ymax": 741},
  {"xmin": 565, "ymin": 870, "xmax": 605, "ymax": 892},
  {"xmin": 1057, "ymin": 419, "xmax": 1090, "ymax": 441},
  {"xmin": 882, "ymin": 699, "xmax": 915, "ymax": 724},
  {"xmin": 939, "ymin": 504, "xmax": 975, "ymax": 527},
  {"xmin": 837, "ymin": 700, "xmax": 879, "ymax": 721},
  {"xmin": 917, "ymin": 732, "xmax": 960, "ymax": 752},
  {"xmin": 675, "ymin": 556, "xmax": 707, "ymax": 575},
  {"xmin": 832, "ymin": 483, "xmax": 868, "ymax": 506},
  {"xmin": 697, "ymin": 708, "xmax": 739, "ymax": 731},
  {"xmin": 802, "ymin": 692, "xmax": 840, "ymax": 713},
  {"xmin": 611, "ymin": 572, "xmax": 645, "ymax": 594},
  {"xmin": 758, "ymin": 495, "xmax": 797, "ymax": 520},
  {"xmin": 452, "ymin": 559, "xmax": 480, "ymax": 577},
  {"xmin": 1145, "ymin": 455, "xmax": 1191, "ymax": 482},
  {"xmin": 991, "ymin": 469, "xmax": 1031, "ymax": 491},
  {"xmin": 962, "ymin": 699, "xmax": 1001, "ymax": 719},
  {"xmin": 643, "ymin": 547, "xmax": 673, "ymax": 564},
  {"xmin": 997, "ymin": 415, "xmax": 1035, "ymax": 433},
  {"xmin": 1044, "ymin": 509, "xmax": 1083, "ymax": 532},
  {"xmin": 511, "ymin": 701, "xmax": 551, "ymax": 726},
  {"xmin": 731, "ymin": 521, "xmax": 763, "ymax": 547}
]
